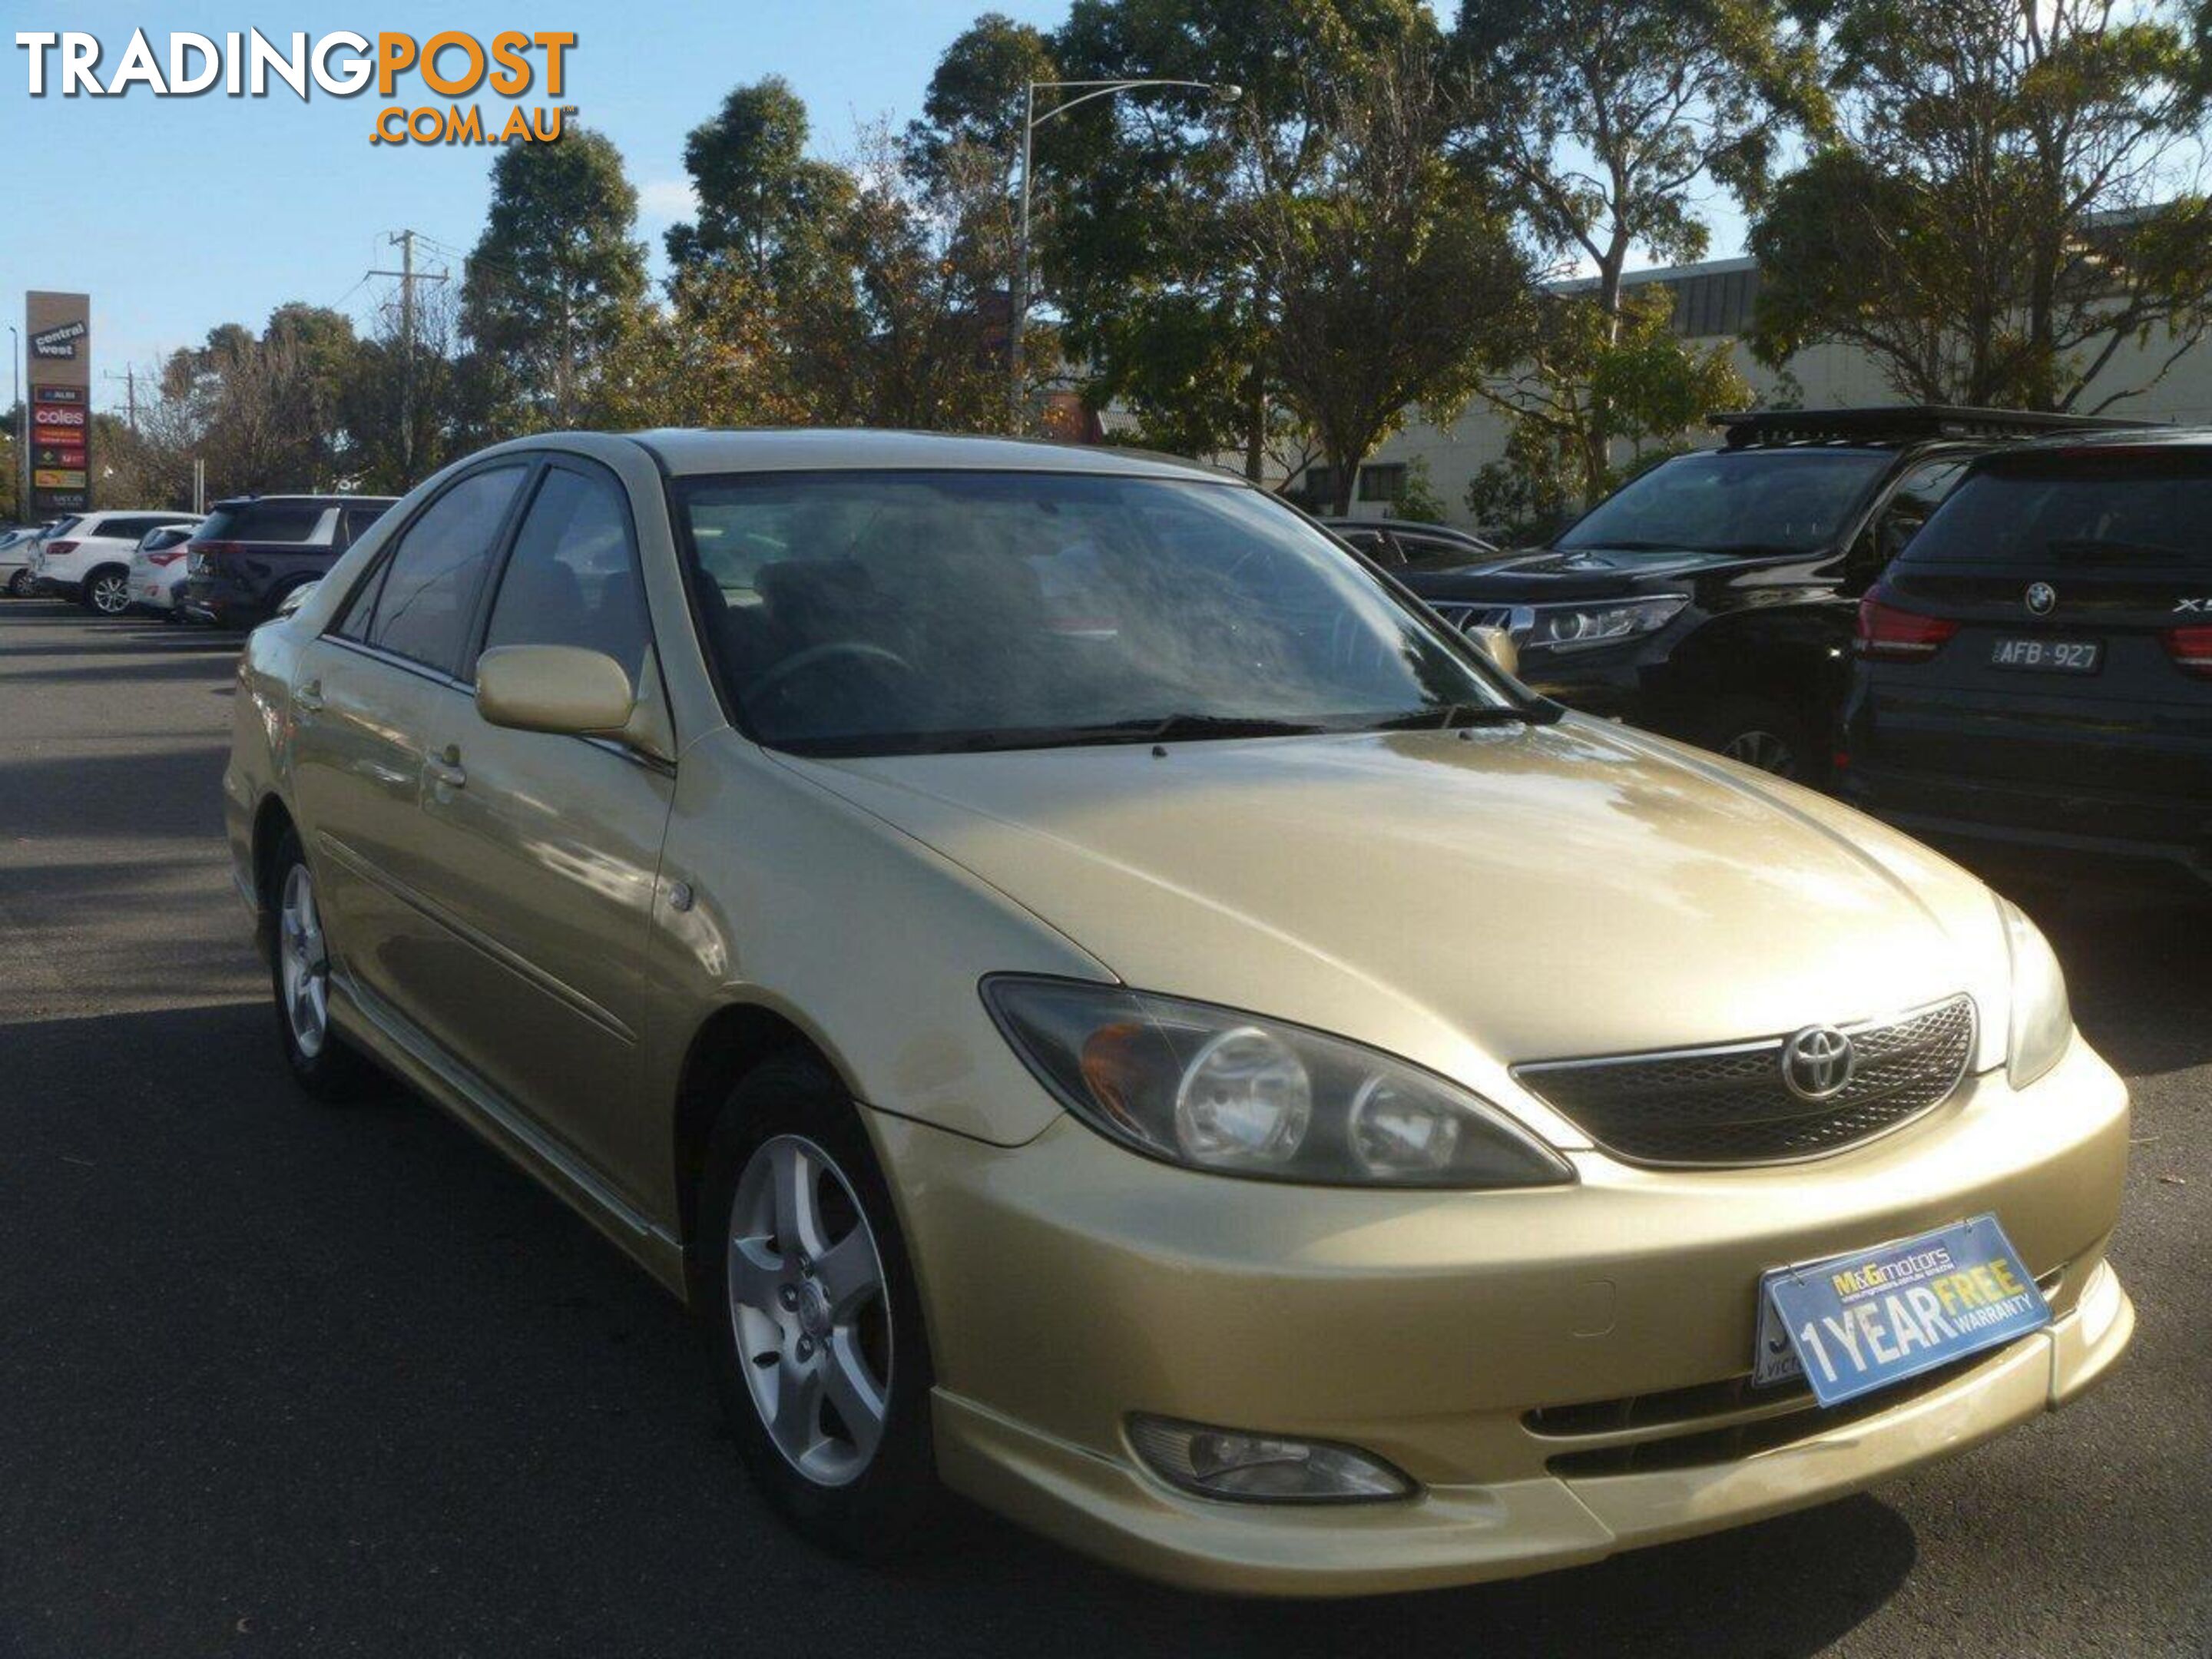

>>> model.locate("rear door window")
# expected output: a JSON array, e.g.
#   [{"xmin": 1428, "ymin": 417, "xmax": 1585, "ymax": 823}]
[
  {"xmin": 1906, "ymin": 452, "xmax": 2212, "ymax": 568},
  {"xmin": 197, "ymin": 502, "xmax": 332, "ymax": 545},
  {"xmin": 360, "ymin": 467, "xmax": 528, "ymax": 677},
  {"xmin": 340, "ymin": 504, "xmax": 392, "ymax": 546}
]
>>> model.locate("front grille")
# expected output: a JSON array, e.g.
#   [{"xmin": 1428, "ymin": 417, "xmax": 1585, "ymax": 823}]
[
  {"xmin": 1515, "ymin": 995, "xmax": 1976, "ymax": 1167},
  {"xmin": 1428, "ymin": 601, "xmax": 1515, "ymax": 633}
]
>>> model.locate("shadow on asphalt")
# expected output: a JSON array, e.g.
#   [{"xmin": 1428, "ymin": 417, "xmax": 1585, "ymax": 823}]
[{"xmin": 0, "ymin": 998, "xmax": 1918, "ymax": 1658}]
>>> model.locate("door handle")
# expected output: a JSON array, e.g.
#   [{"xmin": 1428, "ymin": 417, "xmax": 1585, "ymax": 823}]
[
  {"xmin": 428, "ymin": 743, "xmax": 467, "ymax": 791},
  {"xmin": 295, "ymin": 679, "xmax": 324, "ymax": 714}
]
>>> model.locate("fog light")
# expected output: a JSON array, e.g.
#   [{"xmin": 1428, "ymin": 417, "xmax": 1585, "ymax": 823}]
[{"xmin": 1127, "ymin": 1416, "xmax": 1416, "ymax": 1504}]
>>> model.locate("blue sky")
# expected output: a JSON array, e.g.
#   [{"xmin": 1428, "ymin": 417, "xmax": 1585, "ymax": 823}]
[{"xmin": 2, "ymin": 3, "xmax": 1746, "ymax": 419}]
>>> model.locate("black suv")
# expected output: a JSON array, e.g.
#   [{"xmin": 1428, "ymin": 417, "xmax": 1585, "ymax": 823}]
[
  {"xmin": 180, "ymin": 494, "xmax": 397, "ymax": 628},
  {"xmin": 1841, "ymin": 429, "xmax": 2212, "ymax": 886},
  {"xmin": 1402, "ymin": 407, "xmax": 2145, "ymax": 780}
]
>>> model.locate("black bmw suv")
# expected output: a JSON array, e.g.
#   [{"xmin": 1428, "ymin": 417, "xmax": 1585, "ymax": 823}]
[
  {"xmin": 1841, "ymin": 429, "xmax": 2212, "ymax": 886},
  {"xmin": 1403, "ymin": 407, "xmax": 2144, "ymax": 780}
]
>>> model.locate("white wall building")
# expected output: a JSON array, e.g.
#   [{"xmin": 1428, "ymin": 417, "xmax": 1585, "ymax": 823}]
[{"xmin": 1323, "ymin": 254, "xmax": 2212, "ymax": 529}]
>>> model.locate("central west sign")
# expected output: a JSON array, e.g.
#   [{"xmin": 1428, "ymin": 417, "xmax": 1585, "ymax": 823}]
[{"xmin": 25, "ymin": 292, "xmax": 91, "ymax": 515}]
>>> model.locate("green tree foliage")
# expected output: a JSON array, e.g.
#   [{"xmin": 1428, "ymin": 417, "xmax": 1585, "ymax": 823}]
[
  {"xmin": 460, "ymin": 124, "xmax": 649, "ymax": 428},
  {"xmin": 1453, "ymin": 0, "xmax": 1820, "ymax": 499},
  {"xmin": 1048, "ymin": 0, "xmax": 1439, "ymax": 476},
  {"xmin": 1750, "ymin": 0, "xmax": 2212, "ymax": 411},
  {"xmin": 1250, "ymin": 34, "xmax": 1530, "ymax": 514},
  {"xmin": 909, "ymin": 12, "xmax": 1057, "ymax": 196},
  {"xmin": 1466, "ymin": 288, "xmax": 1747, "ymax": 535},
  {"xmin": 665, "ymin": 77, "xmax": 856, "ymax": 284}
]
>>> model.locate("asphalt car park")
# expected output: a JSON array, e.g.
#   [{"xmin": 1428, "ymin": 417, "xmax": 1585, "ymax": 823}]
[{"xmin": 0, "ymin": 596, "xmax": 2206, "ymax": 1657}]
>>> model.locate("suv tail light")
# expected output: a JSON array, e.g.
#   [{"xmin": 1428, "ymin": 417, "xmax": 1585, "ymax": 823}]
[
  {"xmin": 1856, "ymin": 592, "xmax": 1959, "ymax": 660},
  {"xmin": 44, "ymin": 540, "xmax": 78, "ymax": 558},
  {"xmin": 2163, "ymin": 624, "xmax": 2212, "ymax": 679},
  {"xmin": 147, "ymin": 550, "xmax": 186, "ymax": 567}
]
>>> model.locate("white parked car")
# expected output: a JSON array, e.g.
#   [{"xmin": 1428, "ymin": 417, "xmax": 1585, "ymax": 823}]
[
  {"xmin": 127, "ymin": 523, "xmax": 204, "ymax": 618},
  {"xmin": 1, "ymin": 523, "xmax": 58, "ymax": 597},
  {"xmin": 32, "ymin": 509, "xmax": 203, "ymax": 614}
]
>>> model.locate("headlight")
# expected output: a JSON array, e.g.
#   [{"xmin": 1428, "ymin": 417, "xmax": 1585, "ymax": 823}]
[
  {"xmin": 1522, "ymin": 596, "xmax": 1687, "ymax": 653},
  {"xmin": 1997, "ymin": 897, "xmax": 2071, "ymax": 1089},
  {"xmin": 982, "ymin": 976, "xmax": 1574, "ymax": 1188}
]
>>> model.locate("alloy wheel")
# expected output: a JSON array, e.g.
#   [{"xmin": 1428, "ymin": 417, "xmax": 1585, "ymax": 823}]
[
  {"xmin": 278, "ymin": 863, "xmax": 330, "ymax": 1058},
  {"xmin": 725, "ymin": 1133, "xmax": 892, "ymax": 1488},
  {"xmin": 1722, "ymin": 727, "xmax": 1799, "ymax": 778},
  {"xmin": 90, "ymin": 572, "xmax": 131, "ymax": 615},
  {"xmin": 6, "ymin": 570, "xmax": 29, "ymax": 598}
]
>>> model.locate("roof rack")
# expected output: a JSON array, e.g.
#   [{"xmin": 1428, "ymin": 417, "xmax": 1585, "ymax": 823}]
[{"xmin": 1710, "ymin": 405, "xmax": 2157, "ymax": 449}]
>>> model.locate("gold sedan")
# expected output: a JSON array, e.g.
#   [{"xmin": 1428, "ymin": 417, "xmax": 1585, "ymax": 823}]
[{"xmin": 224, "ymin": 431, "xmax": 2132, "ymax": 1594}]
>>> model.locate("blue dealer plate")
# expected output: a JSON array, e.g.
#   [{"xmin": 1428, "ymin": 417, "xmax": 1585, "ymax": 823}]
[{"xmin": 1753, "ymin": 1214, "xmax": 2051, "ymax": 1407}]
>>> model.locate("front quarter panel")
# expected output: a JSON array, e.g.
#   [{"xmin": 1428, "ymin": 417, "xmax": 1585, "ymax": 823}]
[
  {"xmin": 645, "ymin": 731, "xmax": 1111, "ymax": 1173},
  {"xmin": 221, "ymin": 618, "xmax": 309, "ymax": 925}
]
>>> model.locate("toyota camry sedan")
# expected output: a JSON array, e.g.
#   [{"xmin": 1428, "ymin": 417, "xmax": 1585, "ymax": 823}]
[{"xmin": 223, "ymin": 430, "xmax": 2132, "ymax": 1594}]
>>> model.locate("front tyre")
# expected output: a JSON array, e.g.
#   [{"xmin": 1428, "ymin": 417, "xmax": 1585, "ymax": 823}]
[
  {"xmin": 1683, "ymin": 695, "xmax": 1817, "ymax": 784},
  {"xmin": 698, "ymin": 1055, "xmax": 941, "ymax": 1558},
  {"xmin": 267, "ymin": 828, "xmax": 373, "ymax": 1100}
]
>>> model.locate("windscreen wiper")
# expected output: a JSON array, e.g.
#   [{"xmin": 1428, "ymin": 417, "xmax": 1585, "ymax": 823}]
[{"xmin": 941, "ymin": 714, "xmax": 1325, "ymax": 753}]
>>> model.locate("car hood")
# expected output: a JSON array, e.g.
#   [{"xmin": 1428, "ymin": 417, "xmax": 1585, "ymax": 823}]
[{"xmin": 786, "ymin": 719, "xmax": 2011, "ymax": 1141}]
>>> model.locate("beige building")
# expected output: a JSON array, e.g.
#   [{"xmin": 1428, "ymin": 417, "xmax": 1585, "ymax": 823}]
[{"xmin": 1326, "ymin": 254, "xmax": 2212, "ymax": 531}]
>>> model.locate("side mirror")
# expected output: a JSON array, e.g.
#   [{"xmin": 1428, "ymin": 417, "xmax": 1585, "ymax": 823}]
[
  {"xmin": 476, "ymin": 644, "xmax": 635, "ymax": 737},
  {"xmin": 1470, "ymin": 624, "xmax": 1520, "ymax": 679}
]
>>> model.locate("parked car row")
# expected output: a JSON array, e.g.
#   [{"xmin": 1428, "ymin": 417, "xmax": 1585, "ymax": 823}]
[
  {"xmin": 6, "ymin": 494, "xmax": 396, "ymax": 625},
  {"xmin": 1386, "ymin": 406, "xmax": 2212, "ymax": 889}
]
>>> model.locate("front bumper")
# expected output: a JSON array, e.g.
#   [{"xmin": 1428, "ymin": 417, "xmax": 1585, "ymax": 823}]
[
  {"xmin": 876, "ymin": 1036, "xmax": 2131, "ymax": 1594},
  {"xmin": 1842, "ymin": 760, "xmax": 2212, "ymax": 888}
]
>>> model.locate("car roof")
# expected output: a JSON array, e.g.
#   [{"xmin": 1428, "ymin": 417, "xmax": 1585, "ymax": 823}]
[
  {"xmin": 1987, "ymin": 425, "xmax": 2212, "ymax": 458},
  {"xmin": 624, "ymin": 427, "xmax": 1236, "ymax": 482},
  {"xmin": 1322, "ymin": 517, "xmax": 1486, "ymax": 538},
  {"xmin": 207, "ymin": 494, "xmax": 397, "ymax": 508},
  {"xmin": 1711, "ymin": 405, "xmax": 2157, "ymax": 449}
]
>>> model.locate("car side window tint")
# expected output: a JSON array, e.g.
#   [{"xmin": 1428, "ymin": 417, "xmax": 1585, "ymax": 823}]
[
  {"xmin": 480, "ymin": 467, "xmax": 651, "ymax": 684},
  {"xmin": 363, "ymin": 466, "xmax": 527, "ymax": 677},
  {"xmin": 1863, "ymin": 459, "xmax": 1970, "ymax": 575},
  {"xmin": 342, "ymin": 505, "xmax": 391, "ymax": 548}
]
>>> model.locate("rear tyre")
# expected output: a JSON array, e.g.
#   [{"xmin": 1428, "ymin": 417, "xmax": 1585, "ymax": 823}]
[
  {"xmin": 5, "ymin": 569, "xmax": 31, "ymax": 598},
  {"xmin": 267, "ymin": 827, "xmax": 373, "ymax": 1101},
  {"xmin": 82, "ymin": 565, "xmax": 132, "ymax": 616},
  {"xmin": 1683, "ymin": 697, "xmax": 1817, "ymax": 784},
  {"xmin": 697, "ymin": 1053, "xmax": 942, "ymax": 1559}
]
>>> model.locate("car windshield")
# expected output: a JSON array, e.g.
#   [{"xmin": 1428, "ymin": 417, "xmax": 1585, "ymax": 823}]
[
  {"xmin": 195, "ymin": 502, "xmax": 326, "ymax": 544},
  {"xmin": 678, "ymin": 469, "xmax": 1521, "ymax": 756},
  {"xmin": 1558, "ymin": 449, "xmax": 1896, "ymax": 557},
  {"xmin": 1902, "ymin": 452, "xmax": 2212, "ymax": 567}
]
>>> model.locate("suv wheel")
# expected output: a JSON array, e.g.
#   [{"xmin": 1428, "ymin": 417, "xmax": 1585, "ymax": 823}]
[
  {"xmin": 83, "ymin": 566, "xmax": 132, "ymax": 616},
  {"xmin": 697, "ymin": 1055, "xmax": 941, "ymax": 1558},
  {"xmin": 267, "ymin": 828, "xmax": 373, "ymax": 1100},
  {"xmin": 5, "ymin": 569, "xmax": 31, "ymax": 598},
  {"xmin": 1687, "ymin": 697, "xmax": 1815, "ymax": 783}
]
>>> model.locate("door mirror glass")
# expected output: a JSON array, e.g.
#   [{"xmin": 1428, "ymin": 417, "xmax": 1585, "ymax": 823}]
[{"xmin": 475, "ymin": 644, "xmax": 635, "ymax": 737}]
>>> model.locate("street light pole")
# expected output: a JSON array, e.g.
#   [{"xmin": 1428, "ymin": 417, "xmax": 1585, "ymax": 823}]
[{"xmin": 1008, "ymin": 77, "xmax": 1240, "ymax": 429}]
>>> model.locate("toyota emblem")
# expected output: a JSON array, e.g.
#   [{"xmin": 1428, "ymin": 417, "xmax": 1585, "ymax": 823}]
[
  {"xmin": 2025, "ymin": 581, "xmax": 2057, "ymax": 615},
  {"xmin": 1780, "ymin": 1026, "xmax": 1856, "ymax": 1101}
]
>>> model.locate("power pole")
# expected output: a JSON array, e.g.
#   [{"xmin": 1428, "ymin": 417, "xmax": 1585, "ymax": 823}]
[
  {"xmin": 103, "ymin": 366, "xmax": 139, "ymax": 432},
  {"xmin": 366, "ymin": 230, "xmax": 449, "ymax": 486}
]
